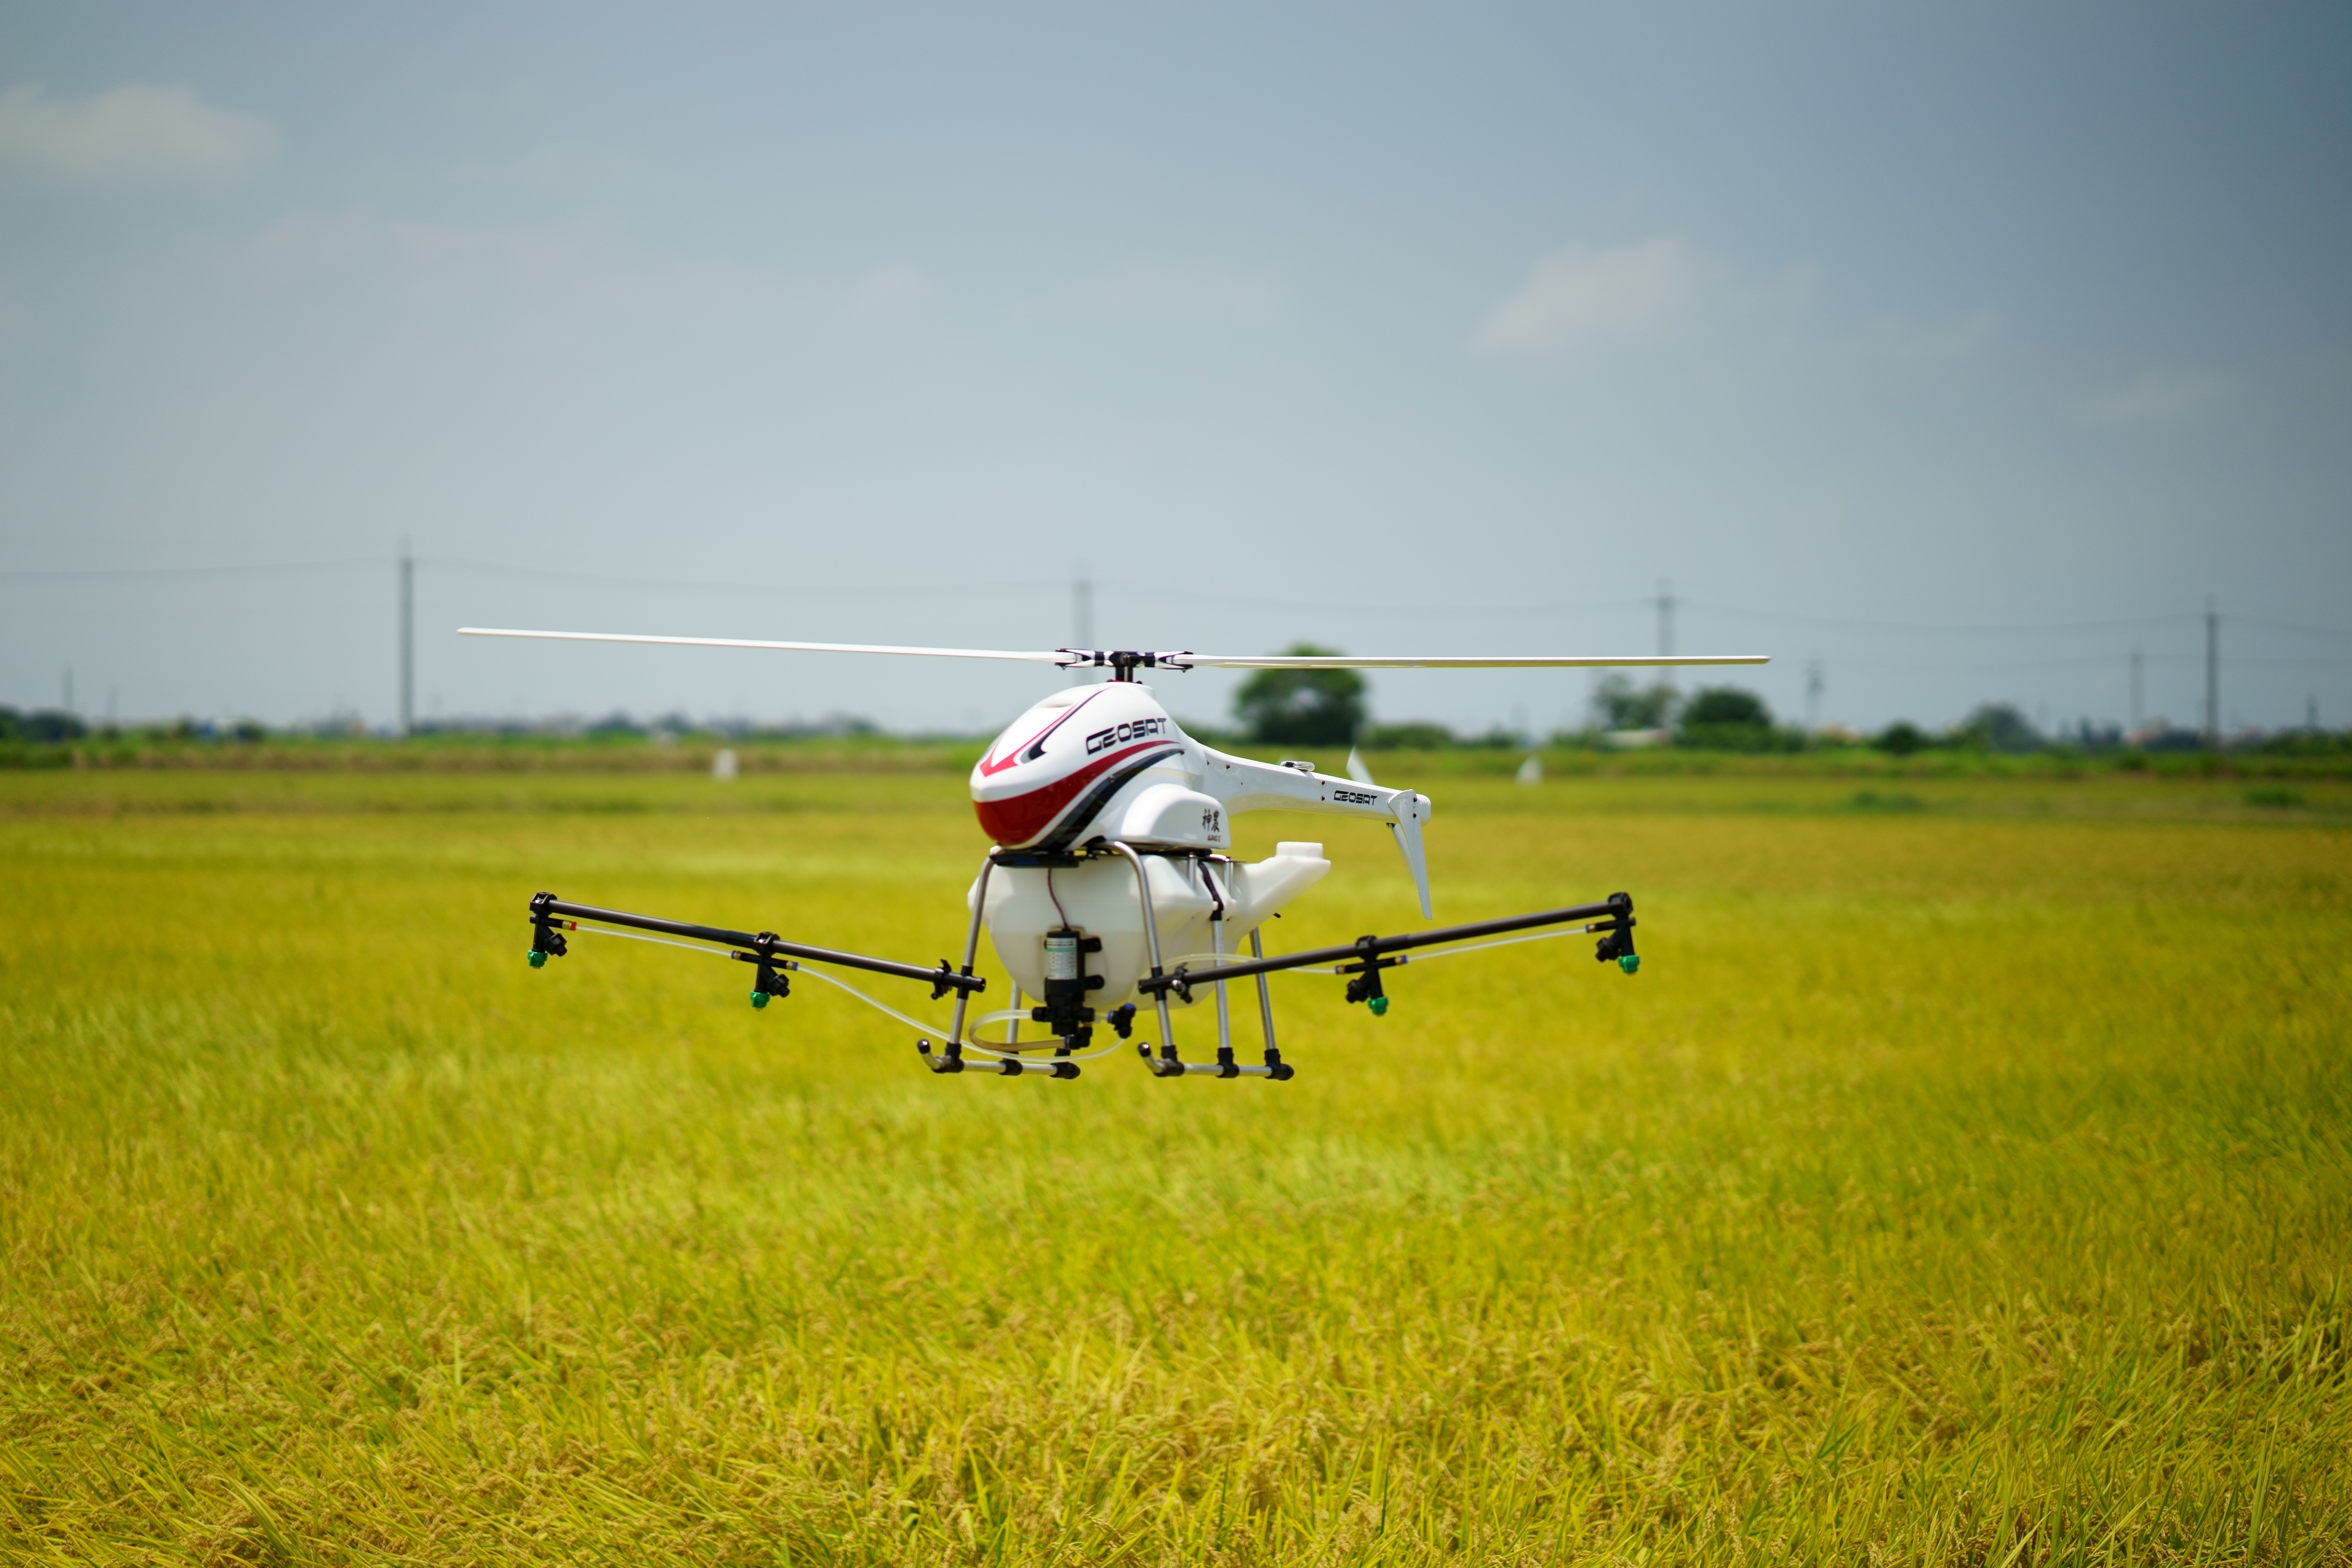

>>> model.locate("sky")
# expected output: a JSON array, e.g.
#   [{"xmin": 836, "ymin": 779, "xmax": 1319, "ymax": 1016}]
[{"xmin": 2, "ymin": 2, "xmax": 2348, "ymax": 739}]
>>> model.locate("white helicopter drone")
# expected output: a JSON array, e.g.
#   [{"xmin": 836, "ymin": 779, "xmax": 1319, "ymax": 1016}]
[{"xmin": 463, "ymin": 627, "xmax": 1765, "ymax": 1081}]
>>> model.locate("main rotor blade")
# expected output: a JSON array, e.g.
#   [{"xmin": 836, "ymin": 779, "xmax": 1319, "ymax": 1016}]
[
  {"xmin": 459, "ymin": 628, "xmax": 1771, "ymax": 673},
  {"xmin": 458, "ymin": 627, "xmax": 1073, "ymax": 664},
  {"xmin": 1174, "ymin": 653, "xmax": 1770, "ymax": 670}
]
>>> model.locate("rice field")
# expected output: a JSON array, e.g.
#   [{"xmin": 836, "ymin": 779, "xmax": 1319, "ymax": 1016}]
[{"xmin": 2, "ymin": 768, "xmax": 2348, "ymax": 1564}]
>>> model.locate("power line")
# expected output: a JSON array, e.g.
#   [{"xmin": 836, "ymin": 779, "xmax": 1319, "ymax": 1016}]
[
  {"xmin": 2232, "ymin": 615, "xmax": 2352, "ymax": 641},
  {"xmin": 425, "ymin": 557, "xmax": 1058, "ymax": 597},
  {"xmin": 8, "ymin": 554, "xmax": 2349, "ymax": 646},
  {"xmin": 1853, "ymin": 652, "xmax": 2185, "ymax": 673},
  {"xmin": 0, "ymin": 554, "xmax": 1058, "ymax": 596},
  {"xmin": 1174, "ymin": 592, "xmax": 1637, "ymax": 619},
  {"xmin": 431, "ymin": 562, "xmax": 1642, "ymax": 621},
  {"xmin": 0, "ymin": 558, "xmax": 378, "ymax": 581},
  {"xmin": 1680, "ymin": 599, "xmax": 2200, "ymax": 636},
  {"xmin": 0, "ymin": 555, "xmax": 1643, "ymax": 618}
]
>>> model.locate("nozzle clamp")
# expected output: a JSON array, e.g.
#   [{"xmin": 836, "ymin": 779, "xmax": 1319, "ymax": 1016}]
[
  {"xmin": 1588, "ymin": 892, "xmax": 1638, "ymax": 974},
  {"xmin": 527, "ymin": 891, "xmax": 570, "ymax": 965}
]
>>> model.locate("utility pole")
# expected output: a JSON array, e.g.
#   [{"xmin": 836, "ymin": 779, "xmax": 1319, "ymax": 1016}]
[
  {"xmin": 62, "ymin": 666, "xmax": 73, "ymax": 716},
  {"xmin": 399, "ymin": 540, "xmax": 415, "ymax": 738},
  {"xmin": 2203, "ymin": 597, "xmax": 2219, "ymax": 750},
  {"xmin": 1070, "ymin": 568, "xmax": 1094, "ymax": 683},
  {"xmin": 1805, "ymin": 660, "xmax": 1824, "ymax": 732},
  {"xmin": 2129, "ymin": 647, "xmax": 2144, "ymax": 733},
  {"xmin": 1651, "ymin": 577, "xmax": 1676, "ymax": 695}
]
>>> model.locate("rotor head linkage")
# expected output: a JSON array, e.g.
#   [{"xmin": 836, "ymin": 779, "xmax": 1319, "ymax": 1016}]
[{"xmin": 1054, "ymin": 649, "xmax": 1196, "ymax": 681}]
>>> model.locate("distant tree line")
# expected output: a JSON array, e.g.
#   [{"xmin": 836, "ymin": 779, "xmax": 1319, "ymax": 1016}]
[
  {"xmin": 0, "ymin": 707, "xmax": 887, "ymax": 746},
  {"xmin": 7, "ymin": 658, "xmax": 2346, "ymax": 760},
  {"xmin": 1223, "ymin": 655, "xmax": 2348, "ymax": 756}
]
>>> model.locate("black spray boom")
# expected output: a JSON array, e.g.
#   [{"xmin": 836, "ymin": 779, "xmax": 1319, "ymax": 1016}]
[
  {"xmin": 1137, "ymin": 892, "xmax": 1636, "ymax": 1003},
  {"xmin": 527, "ymin": 891, "xmax": 987, "ymax": 1000}
]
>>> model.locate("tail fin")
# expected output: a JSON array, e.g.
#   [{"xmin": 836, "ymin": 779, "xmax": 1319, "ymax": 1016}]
[
  {"xmin": 1388, "ymin": 792, "xmax": 1433, "ymax": 918},
  {"xmin": 1346, "ymin": 746, "xmax": 1376, "ymax": 785}
]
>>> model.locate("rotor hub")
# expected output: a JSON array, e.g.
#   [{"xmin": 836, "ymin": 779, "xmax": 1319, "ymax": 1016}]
[{"xmin": 1056, "ymin": 649, "xmax": 1195, "ymax": 680}]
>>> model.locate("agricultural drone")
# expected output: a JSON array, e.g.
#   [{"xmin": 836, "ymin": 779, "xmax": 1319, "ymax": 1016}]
[{"xmin": 460, "ymin": 627, "xmax": 1766, "ymax": 1082}]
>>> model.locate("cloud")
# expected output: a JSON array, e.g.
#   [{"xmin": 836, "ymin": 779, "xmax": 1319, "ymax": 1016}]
[
  {"xmin": 1864, "ymin": 308, "xmax": 2002, "ymax": 362},
  {"xmin": 0, "ymin": 82, "xmax": 279, "ymax": 188},
  {"xmin": 1474, "ymin": 238, "xmax": 1726, "ymax": 356},
  {"xmin": 444, "ymin": 147, "xmax": 643, "ymax": 199},
  {"xmin": 1016, "ymin": 259, "xmax": 1285, "ymax": 328},
  {"xmin": 851, "ymin": 262, "xmax": 939, "ymax": 321},
  {"xmin": 2079, "ymin": 369, "xmax": 2232, "ymax": 426},
  {"xmin": 248, "ymin": 208, "xmax": 584, "ymax": 281},
  {"xmin": 232, "ymin": 205, "xmax": 813, "ymax": 322}
]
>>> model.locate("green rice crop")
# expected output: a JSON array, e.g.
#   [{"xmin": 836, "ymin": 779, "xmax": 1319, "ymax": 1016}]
[{"xmin": 2, "ymin": 771, "xmax": 2347, "ymax": 1564}]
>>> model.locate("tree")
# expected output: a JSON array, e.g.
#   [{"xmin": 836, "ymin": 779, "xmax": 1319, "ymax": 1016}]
[
  {"xmin": 1234, "ymin": 644, "xmax": 1367, "ymax": 747},
  {"xmin": 1362, "ymin": 721, "xmax": 1455, "ymax": 750},
  {"xmin": 0, "ymin": 707, "xmax": 86, "ymax": 742},
  {"xmin": 1590, "ymin": 675, "xmax": 1673, "ymax": 731},
  {"xmin": 1677, "ymin": 685, "xmax": 1789, "ymax": 752},
  {"xmin": 1955, "ymin": 702, "xmax": 2042, "ymax": 753},
  {"xmin": 1679, "ymin": 686, "xmax": 1771, "ymax": 729},
  {"xmin": 1873, "ymin": 720, "xmax": 1929, "ymax": 756}
]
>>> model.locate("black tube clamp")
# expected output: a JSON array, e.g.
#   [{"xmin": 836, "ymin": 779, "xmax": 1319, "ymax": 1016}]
[
  {"xmin": 1589, "ymin": 892, "xmax": 1639, "ymax": 974},
  {"xmin": 527, "ymin": 891, "xmax": 569, "ymax": 965},
  {"xmin": 737, "ymin": 933, "xmax": 793, "ymax": 1007},
  {"xmin": 1340, "ymin": 936, "xmax": 1401, "ymax": 1014}
]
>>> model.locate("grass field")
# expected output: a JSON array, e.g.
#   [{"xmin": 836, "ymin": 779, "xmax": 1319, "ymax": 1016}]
[{"xmin": 2, "ymin": 769, "xmax": 2348, "ymax": 1564}]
